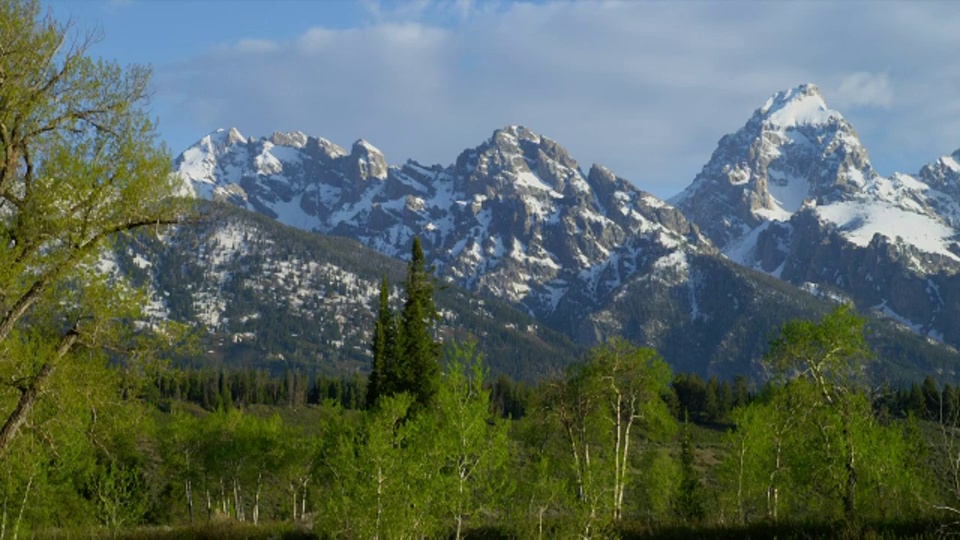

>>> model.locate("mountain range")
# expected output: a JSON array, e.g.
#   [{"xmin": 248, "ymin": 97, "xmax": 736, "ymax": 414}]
[
  {"xmin": 673, "ymin": 83, "xmax": 960, "ymax": 347},
  {"xmin": 133, "ymin": 83, "xmax": 960, "ymax": 382}
]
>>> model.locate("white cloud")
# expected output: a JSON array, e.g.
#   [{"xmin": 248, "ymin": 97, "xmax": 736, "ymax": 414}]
[
  {"xmin": 154, "ymin": 1, "xmax": 960, "ymax": 198},
  {"xmin": 833, "ymin": 72, "xmax": 894, "ymax": 109}
]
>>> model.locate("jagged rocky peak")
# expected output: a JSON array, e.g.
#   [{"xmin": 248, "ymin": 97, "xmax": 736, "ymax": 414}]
[
  {"xmin": 754, "ymin": 83, "xmax": 842, "ymax": 128},
  {"xmin": 673, "ymin": 83, "xmax": 875, "ymax": 250},
  {"xmin": 223, "ymin": 127, "xmax": 248, "ymax": 146},
  {"xmin": 347, "ymin": 139, "xmax": 388, "ymax": 181},
  {"xmin": 269, "ymin": 130, "xmax": 308, "ymax": 148},
  {"xmin": 918, "ymin": 147, "xmax": 960, "ymax": 186},
  {"xmin": 495, "ymin": 124, "xmax": 541, "ymax": 145},
  {"xmin": 306, "ymin": 137, "xmax": 348, "ymax": 162},
  {"xmin": 196, "ymin": 127, "xmax": 247, "ymax": 152},
  {"xmin": 492, "ymin": 125, "xmax": 577, "ymax": 168},
  {"xmin": 454, "ymin": 125, "xmax": 587, "ymax": 198},
  {"xmin": 587, "ymin": 163, "xmax": 617, "ymax": 186}
]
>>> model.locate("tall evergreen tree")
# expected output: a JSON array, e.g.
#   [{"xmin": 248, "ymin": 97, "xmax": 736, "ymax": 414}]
[
  {"xmin": 704, "ymin": 376, "xmax": 721, "ymax": 421},
  {"xmin": 944, "ymin": 384, "xmax": 958, "ymax": 424},
  {"xmin": 366, "ymin": 275, "xmax": 397, "ymax": 408},
  {"xmin": 733, "ymin": 375, "xmax": 750, "ymax": 409},
  {"xmin": 921, "ymin": 375, "xmax": 941, "ymax": 420},
  {"xmin": 397, "ymin": 237, "xmax": 441, "ymax": 408},
  {"xmin": 366, "ymin": 238, "xmax": 440, "ymax": 409},
  {"xmin": 675, "ymin": 415, "xmax": 705, "ymax": 522}
]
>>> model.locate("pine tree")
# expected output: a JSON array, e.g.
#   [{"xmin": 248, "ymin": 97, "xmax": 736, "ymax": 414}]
[
  {"xmin": 366, "ymin": 238, "xmax": 440, "ymax": 410},
  {"xmin": 675, "ymin": 415, "xmax": 704, "ymax": 522},
  {"xmin": 733, "ymin": 375, "xmax": 750, "ymax": 409},
  {"xmin": 218, "ymin": 369, "xmax": 233, "ymax": 411},
  {"xmin": 907, "ymin": 383, "xmax": 925, "ymax": 417},
  {"xmin": 944, "ymin": 384, "xmax": 958, "ymax": 425},
  {"xmin": 366, "ymin": 275, "xmax": 397, "ymax": 408},
  {"xmin": 921, "ymin": 375, "xmax": 941, "ymax": 420},
  {"xmin": 719, "ymin": 380, "xmax": 734, "ymax": 418},
  {"xmin": 397, "ymin": 237, "xmax": 441, "ymax": 408},
  {"xmin": 704, "ymin": 376, "xmax": 721, "ymax": 422}
]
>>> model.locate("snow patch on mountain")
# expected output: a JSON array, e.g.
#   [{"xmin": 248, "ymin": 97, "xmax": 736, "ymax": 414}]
[
  {"xmin": 815, "ymin": 200, "xmax": 959, "ymax": 261},
  {"xmin": 175, "ymin": 125, "xmax": 713, "ymax": 319}
]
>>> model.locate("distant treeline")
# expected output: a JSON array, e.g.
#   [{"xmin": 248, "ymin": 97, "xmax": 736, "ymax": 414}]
[
  {"xmin": 149, "ymin": 367, "xmax": 531, "ymax": 420},
  {"xmin": 152, "ymin": 367, "xmax": 960, "ymax": 427}
]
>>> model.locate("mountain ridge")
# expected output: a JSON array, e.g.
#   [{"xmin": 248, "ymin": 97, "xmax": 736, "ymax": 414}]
[
  {"xmin": 169, "ymin": 105, "xmax": 960, "ymax": 380},
  {"xmin": 176, "ymin": 124, "xmax": 715, "ymax": 323},
  {"xmin": 674, "ymin": 83, "xmax": 960, "ymax": 349}
]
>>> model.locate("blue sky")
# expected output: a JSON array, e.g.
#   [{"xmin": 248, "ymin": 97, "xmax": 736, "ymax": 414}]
[{"xmin": 45, "ymin": 0, "xmax": 960, "ymax": 198}]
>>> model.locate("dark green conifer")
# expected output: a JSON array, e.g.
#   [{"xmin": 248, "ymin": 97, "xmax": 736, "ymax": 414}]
[
  {"xmin": 921, "ymin": 375, "xmax": 941, "ymax": 420},
  {"xmin": 675, "ymin": 415, "xmax": 705, "ymax": 522},
  {"xmin": 732, "ymin": 375, "xmax": 750, "ymax": 409},
  {"xmin": 704, "ymin": 376, "xmax": 721, "ymax": 422},
  {"xmin": 397, "ymin": 237, "xmax": 441, "ymax": 408},
  {"xmin": 366, "ymin": 238, "xmax": 440, "ymax": 409},
  {"xmin": 943, "ymin": 383, "xmax": 958, "ymax": 424},
  {"xmin": 366, "ymin": 275, "xmax": 397, "ymax": 408}
]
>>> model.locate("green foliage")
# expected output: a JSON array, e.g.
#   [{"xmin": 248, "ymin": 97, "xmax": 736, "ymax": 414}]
[
  {"xmin": 633, "ymin": 447, "xmax": 681, "ymax": 525},
  {"xmin": 430, "ymin": 341, "xmax": 512, "ymax": 538},
  {"xmin": 539, "ymin": 338, "xmax": 677, "ymax": 536},
  {"xmin": 0, "ymin": 0, "xmax": 190, "ymax": 464},
  {"xmin": 707, "ymin": 307, "xmax": 939, "ymax": 527},
  {"xmin": 766, "ymin": 304, "xmax": 870, "ymax": 388},
  {"xmin": 94, "ymin": 461, "xmax": 148, "ymax": 530},
  {"xmin": 317, "ymin": 341, "xmax": 512, "ymax": 538},
  {"xmin": 675, "ymin": 418, "xmax": 705, "ymax": 523}
]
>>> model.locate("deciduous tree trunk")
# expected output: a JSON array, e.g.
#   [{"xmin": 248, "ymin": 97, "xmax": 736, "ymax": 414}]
[
  {"xmin": 253, "ymin": 472, "xmax": 262, "ymax": 525},
  {"xmin": 186, "ymin": 479, "xmax": 194, "ymax": 521},
  {"xmin": 0, "ymin": 331, "xmax": 77, "ymax": 456}
]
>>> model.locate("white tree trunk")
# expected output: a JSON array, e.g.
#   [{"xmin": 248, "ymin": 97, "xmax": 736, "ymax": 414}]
[
  {"xmin": 301, "ymin": 478, "xmax": 308, "ymax": 518},
  {"xmin": 220, "ymin": 478, "xmax": 228, "ymax": 515},
  {"xmin": 375, "ymin": 463, "xmax": 383, "ymax": 539},
  {"xmin": 253, "ymin": 472, "xmax": 262, "ymax": 525},
  {"xmin": 186, "ymin": 479, "xmax": 194, "ymax": 521},
  {"xmin": 12, "ymin": 475, "xmax": 32, "ymax": 540},
  {"xmin": 233, "ymin": 477, "xmax": 241, "ymax": 521},
  {"xmin": 292, "ymin": 484, "xmax": 298, "ymax": 522}
]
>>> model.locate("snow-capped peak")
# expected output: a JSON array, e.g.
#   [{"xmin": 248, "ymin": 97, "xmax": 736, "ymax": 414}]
[
  {"xmin": 173, "ymin": 124, "xmax": 714, "ymax": 320},
  {"xmin": 495, "ymin": 125, "xmax": 542, "ymax": 145},
  {"xmin": 674, "ymin": 83, "xmax": 872, "ymax": 251},
  {"xmin": 756, "ymin": 83, "xmax": 843, "ymax": 128},
  {"xmin": 942, "ymin": 150, "xmax": 960, "ymax": 172},
  {"xmin": 192, "ymin": 127, "xmax": 247, "ymax": 153},
  {"xmin": 222, "ymin": 127, "xmax": 247, "ymax": 145},
  {"xmin": 352, "ymin": 138, "xmax": 383, "ymax": 156}
]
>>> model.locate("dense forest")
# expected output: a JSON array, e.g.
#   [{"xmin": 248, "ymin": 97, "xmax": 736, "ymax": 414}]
[
  {"xmin": 2, "ymin": 235, "xmax": 958, "ymax": 538},
  {"xmin": 3, "ymin": 302, "xmax": 959, "ymax": 538}
]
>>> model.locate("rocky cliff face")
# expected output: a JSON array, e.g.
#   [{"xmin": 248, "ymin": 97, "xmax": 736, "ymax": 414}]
[
  {"xmin": 111, "ymin": 203, "xmax": 578, "ymax": 381},
  {"xmin": 674, "ymin": 84, "xmax": 960, "ymax": 349},
  {"xmin": 672, "ymin": 84, "xmax": 874, "ymax": 251},
  {"xmin": 169, "ymin": 112, "xmax": 960, "ymax": 380},
  {"xmin": 176, "ymin": 125, "xmax": 714, "ymax": 323}
]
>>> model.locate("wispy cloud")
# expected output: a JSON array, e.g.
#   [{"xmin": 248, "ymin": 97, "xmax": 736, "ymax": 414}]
[
  {"xmin": 155, "ymin": 1, "xmax": 960, "ymax": 197},
  {"xmin": 833, "ymin": 72, "xmax": 894, "ymax": 109}
]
